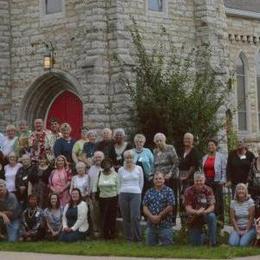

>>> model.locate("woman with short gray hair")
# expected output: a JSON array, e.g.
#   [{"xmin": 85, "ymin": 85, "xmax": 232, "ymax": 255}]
[
  {"xmin": 153, "ymin": 132, "xmax": 178, "ymax": 182},
  {"xmin": 70, "ymin": 161, "xmax": 89, "ymax": 200},
  {"xmin": 113, "ymin": 128, "xmax": 132, "ymax": 171}
]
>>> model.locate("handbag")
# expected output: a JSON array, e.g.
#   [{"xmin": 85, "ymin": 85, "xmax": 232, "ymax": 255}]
[{"xmin": 95, "ymin": 171, "xmax": 102, "ymax": 200}]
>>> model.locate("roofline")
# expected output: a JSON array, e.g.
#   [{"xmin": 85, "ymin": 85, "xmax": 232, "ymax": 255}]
[{"xmin": 225, "ymin": 7, "xmax": 260, "ymax": 20}]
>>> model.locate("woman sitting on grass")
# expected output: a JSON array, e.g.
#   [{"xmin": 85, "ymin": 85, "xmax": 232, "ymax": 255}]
[
  {"xmin": 20, "ymin": 194, "xmax": 45, "ymax": 241},
  {"xmin": 44, "ymin": 193, "xmax": 63, "ymax": 240},
  {"xmin": 59, "ymin": 188, "xmax": 88, "ymax": 242},
  {"xmin": 229, "ymin": 183, "xmax": 256, "ymax": 246}
]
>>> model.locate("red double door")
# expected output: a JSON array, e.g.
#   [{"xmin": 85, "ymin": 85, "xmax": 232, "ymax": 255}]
[{"xmin": 46, "ymin": 91, "xmax": 83, "ymax": 140}]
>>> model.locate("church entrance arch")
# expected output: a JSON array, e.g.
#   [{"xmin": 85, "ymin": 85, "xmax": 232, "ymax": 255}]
[{"xmin": 20, "ymin": 71, "xmax": 83, "ymax": 139}]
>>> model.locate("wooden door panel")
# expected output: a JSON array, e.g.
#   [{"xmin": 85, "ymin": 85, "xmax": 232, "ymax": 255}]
[{"xmin": 46, "ymin": 91, "xmax": 83, "ymax": 139}]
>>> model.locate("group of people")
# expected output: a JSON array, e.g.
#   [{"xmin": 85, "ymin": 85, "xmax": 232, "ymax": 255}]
[{"xmin": 0, "ymin": 118, "xmax": 260, "ymax": 247}]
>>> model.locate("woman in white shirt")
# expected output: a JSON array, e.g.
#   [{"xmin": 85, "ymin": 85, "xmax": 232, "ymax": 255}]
[
  {"xmin": 118, "ymin": 149, "xmax": 144, "ymax": 242},
  {"xmin": 70, "ymin": 162, "xmax": 89, "ymax": 200},
  {"xmin": 4, "ymin": 152, "xmax": 22, "ymax": 193},
  {"xmin": 59, "ymin": 188, "xmax": 88, "ymax": 242}
]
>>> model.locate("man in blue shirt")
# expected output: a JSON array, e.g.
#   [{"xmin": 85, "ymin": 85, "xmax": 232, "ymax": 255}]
[{"xmin": 143, "ymin": 171, "xmax": 175, "ymax": 246}]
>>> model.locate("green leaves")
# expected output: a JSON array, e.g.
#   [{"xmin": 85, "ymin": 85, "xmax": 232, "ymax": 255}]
[{"xmin": 120, "ymin": 20, "xmax": 231, "ymax": 152}]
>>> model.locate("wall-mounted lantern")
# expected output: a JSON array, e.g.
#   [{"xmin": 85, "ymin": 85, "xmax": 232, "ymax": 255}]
[{"xmin": 43, "ymin": 41, "xmax": 55, "ymax": 70}]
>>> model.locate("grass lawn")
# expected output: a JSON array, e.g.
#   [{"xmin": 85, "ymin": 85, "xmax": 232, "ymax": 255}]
[{"xmin": 0, "ymin": 240, "xmax": 260, "ymax": 259}]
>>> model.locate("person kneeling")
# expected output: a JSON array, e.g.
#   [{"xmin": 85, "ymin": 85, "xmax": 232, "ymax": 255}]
[
  {"xmin": 20, "ymin": 194, "xmax": 45, "ymax": 241},
  {"xmin": 229, "ymin": 183, "xmax": 256, "ymax": 247},
  {"xmin": 143, "ymin": 172, "xmax": 175, "ymax": 246},
  {"xmin": 184, "ymin": 172, "xmax": 217, "ymax": 246},
  {"xmin": 59, "ymin": 188, "xmax": 88, "ymax": 242}
]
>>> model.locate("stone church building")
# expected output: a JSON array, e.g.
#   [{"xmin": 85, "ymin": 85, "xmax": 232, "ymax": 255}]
[{"xmin": 0, "ymin": 0, "xmax": 260, "ymax": 142}]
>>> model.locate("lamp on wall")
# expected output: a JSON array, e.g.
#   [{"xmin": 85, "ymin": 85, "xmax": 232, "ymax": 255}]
[{"xmin": 43, "ymin": 41, "xmax": 55, "ymax": 70}]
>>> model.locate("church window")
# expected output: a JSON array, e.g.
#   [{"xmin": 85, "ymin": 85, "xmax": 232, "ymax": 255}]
[
  {"xmin": 45, "ymin": 0, "xmax": 63, "ymax": 14},
  {"xmin": 236, "ymin": 54, "xmax": 247, "ymax": 131},
  {"xmin": 148, "ymin": 0, "xmax": 163, "ymax": 12}
]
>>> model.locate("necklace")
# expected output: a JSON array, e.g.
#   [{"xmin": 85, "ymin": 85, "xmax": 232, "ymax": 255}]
[{"xmin": 28, "ymin": 208, "xmax": 37, "ymax": 218}]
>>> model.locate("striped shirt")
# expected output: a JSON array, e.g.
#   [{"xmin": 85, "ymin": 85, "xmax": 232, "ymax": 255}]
[{"xmin": 230, "ymin": 198, "xmax": 255, "ymax": 230}]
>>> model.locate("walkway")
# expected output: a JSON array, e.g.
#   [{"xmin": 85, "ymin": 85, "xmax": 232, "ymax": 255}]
[{"xmin": 0, "ymin": 252, "xmax": 259, "ymax": 260}]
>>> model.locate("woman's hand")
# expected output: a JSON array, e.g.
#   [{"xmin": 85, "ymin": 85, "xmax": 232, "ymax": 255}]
[
  {"xmin": 239, "ymin": 230, "xmax": 246, "ymax": 236},
  {"xmin": 63, "ymin": 227, "xmax": 72, "ymax": 232}
]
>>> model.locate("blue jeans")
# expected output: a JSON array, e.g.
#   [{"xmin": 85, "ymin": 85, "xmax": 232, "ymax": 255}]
[
  {"xmin": 119, "ymin": 193, "xmax": 141, "ymax": 241},
  {"xmin": 229, "ymin": 228, "xmax": 256, "ymax": 246},
  {"xmin": 6, "ymin": 219, "xmax": 20, "ymax": 242},
  {"xmin": 59, "ymin": 230, "xmax": 86, "ymax": 242},
  {"xmin": 189, "ymin": 213, "xmax": 217, "ymax": 246},
  {"xmin": 146, "ymin": 226, "xmax": 173, "ymax": 246}
]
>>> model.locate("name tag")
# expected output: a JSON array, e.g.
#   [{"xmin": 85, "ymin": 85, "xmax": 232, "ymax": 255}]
[
  {"xmin": 200, "ymin": 198, "xmax": 207, "ymax": 204},
  {"xmin": 22, "ymin": 176, "xmax": 28, "ymax": 181},
  {"xmin": 255, "ymin": 172, "xmax": 260, "ymax": 178},
  {"xmin": 35, "ymin": 212, "xmax": 39, "ymax": 217},
  {"xmin": 240, "ymin": 155, "xmax": 246, "ymax": 160}
]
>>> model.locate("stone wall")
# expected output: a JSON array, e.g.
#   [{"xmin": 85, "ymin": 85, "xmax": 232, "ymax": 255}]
[
  {"xmin": 109, "ymin": 0, "xmax": 197, "ymax": 134},
  {"xmin": 6, "ymin": 0, "xmax": 201, "ymax": 134},
  {"xmin": 226, "ymin": 14, "xmax": 260, "ymax": 148},
  {"xmin": 0, "ymin": 0, "xmax": 11, "ymax": 130},
  {"xmin": 1, "ymin": 0, "xmax": 259, "ymax": 146},
  {"xmin": 9, "ymin": 0, "xmax": 113, "ymax": 130}
]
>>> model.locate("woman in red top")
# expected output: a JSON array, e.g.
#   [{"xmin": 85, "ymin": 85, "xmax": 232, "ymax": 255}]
[{"xmin": 202, "ymin": 139, "xmax": 227, "ymax": 224}]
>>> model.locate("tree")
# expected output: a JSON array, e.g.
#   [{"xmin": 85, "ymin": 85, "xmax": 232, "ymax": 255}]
[{"xmin": 118, "ymin": 20, "xmax": 232, "ymax": 153}]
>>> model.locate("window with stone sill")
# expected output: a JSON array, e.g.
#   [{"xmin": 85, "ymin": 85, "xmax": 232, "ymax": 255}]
[
  {"xmin": 45, "ymin": 0, "xmax": 63, "ymax": 15},
  {"xmin": 148, "ymin": 0, "xmax": 163, "ymax": 12},
  {"xmin": 236, "ymin": 54, "xmax": 248, "ymax": 131}
]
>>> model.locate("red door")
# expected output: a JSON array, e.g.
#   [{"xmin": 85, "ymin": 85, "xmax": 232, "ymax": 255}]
[{"xmin": 46, "ymin": 91, "xmax": 83, "ymax": 139}]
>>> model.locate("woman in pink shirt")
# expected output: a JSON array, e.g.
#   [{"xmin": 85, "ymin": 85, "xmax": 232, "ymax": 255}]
[{"xmin": 49, "ymin": 155, "xmax": 72, "ymax": 207}]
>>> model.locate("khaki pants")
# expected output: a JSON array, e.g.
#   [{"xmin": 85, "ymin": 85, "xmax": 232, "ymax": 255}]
[{"xmin": 89, "ymin": 199, "xmax": 101, "ymax": 233}]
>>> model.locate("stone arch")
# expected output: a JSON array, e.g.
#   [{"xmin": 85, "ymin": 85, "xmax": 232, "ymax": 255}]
[{"xmin": 19, "ymin": 70, "xmax": 84, "ymax": 128}]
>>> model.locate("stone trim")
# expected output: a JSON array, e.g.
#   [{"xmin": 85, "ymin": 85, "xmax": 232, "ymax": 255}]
[
  {"xmin": 228, "ymin": 33, "xmax": 260, "ymax": 45},
  {"xmin": 225, "ymin": 7, "xmax": 260, "ymax": 20}
]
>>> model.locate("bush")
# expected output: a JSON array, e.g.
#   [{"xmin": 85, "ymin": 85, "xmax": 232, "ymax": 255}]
[{"xmin": 118, "ymin": 19, "xmax": 232, "ymax": 153}]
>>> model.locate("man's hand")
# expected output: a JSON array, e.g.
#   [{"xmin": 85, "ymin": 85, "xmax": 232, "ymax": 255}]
[
  {"xmin": 196, "ymin": 208, "xmax": 205, "ymax": 215},
  {"xmin": 150, "ymin": 215, "xmax": 161, "ymax": 224},
  {"xmin": 0, "ymin": 212, "xmax": 10, "ymax": 224}
]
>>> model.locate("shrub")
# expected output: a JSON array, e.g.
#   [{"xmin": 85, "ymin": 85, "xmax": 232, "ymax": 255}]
[{"xmin": 118, "ymin": 19, "xmax": 232, "ymax": 153}]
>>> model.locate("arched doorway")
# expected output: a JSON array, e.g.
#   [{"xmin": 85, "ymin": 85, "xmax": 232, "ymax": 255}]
[
  {"xmin": 46, "ymin": 91, "xmax": 83, "ymax": 139},
  {"xmin": 20, "ymin": 71, "xmax": 84, "ymax": 139}
]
